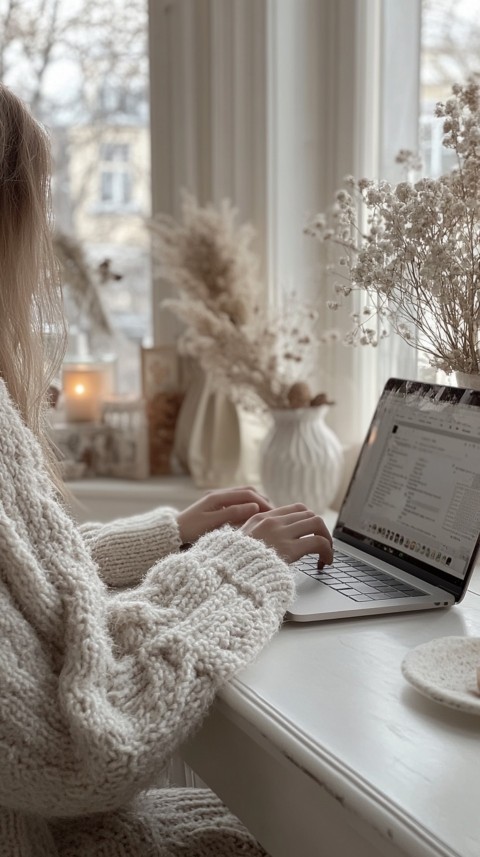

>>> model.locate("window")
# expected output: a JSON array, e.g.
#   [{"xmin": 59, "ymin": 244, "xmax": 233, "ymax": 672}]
[
  {"xmin": 100, "ymin": 169, "xmax": 132, "ymax": 206},
  {"xmin": 363, "ymin": 1, "xmax": 480, "ymax": 393},
  {"xmin": 420, "ymin": 0, "xmax": 480, "ymax": 178},
  {"xmin": 101, "ymin": 143, "xmax": 130, "ymax": 163},
  {"xmin": 99, "ymin": 143, "xmax": 132, "ymax": 207},
  {"xmin": 0, "ymin": 0, "xmax": 151, "ymax": 392},
  {"xmin": 414, "ymin": 0, "xmax": 480, "ymax": 383},
  {"xmin": 5, "ymin": 2, "xmax": 474, "ymax": 415}
]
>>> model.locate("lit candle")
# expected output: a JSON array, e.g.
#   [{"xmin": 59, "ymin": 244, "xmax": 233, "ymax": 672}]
[{"xmin": 62, "ymin": 362, "xmax": 113, "ymax": 422}]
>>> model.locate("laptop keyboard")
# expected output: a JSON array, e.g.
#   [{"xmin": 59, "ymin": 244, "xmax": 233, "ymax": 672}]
[{"xmin": 296, "ymin": 550, "xmax": 427, "ymax": 602}]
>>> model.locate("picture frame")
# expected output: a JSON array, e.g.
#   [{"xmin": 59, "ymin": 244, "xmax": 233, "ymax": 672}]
[{"xmin": 141, "ymin": 346, "xmax": 179, "ymax": 398}]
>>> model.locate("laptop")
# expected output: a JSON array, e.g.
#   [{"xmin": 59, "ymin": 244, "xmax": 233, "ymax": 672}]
[{"xmin": 287, "ymin": 378, "xmax": 480, "ymax": 622}]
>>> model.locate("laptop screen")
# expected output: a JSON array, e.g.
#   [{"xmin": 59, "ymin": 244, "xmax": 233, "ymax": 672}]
[{"xmin": 335, "ymin": 378, "xmax": 480, "ymax": 592}]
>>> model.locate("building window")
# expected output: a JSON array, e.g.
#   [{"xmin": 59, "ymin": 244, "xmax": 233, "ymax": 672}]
[
  {"xmin": 99, "ymin": 169, "xmax": 132, "ymax": 206},
  {"xmin": 101, "ymin": 143, "xmax": 130, "ymax": 163},
  {"xmin": 99, "ymin": 143, "xmax": 132, "ymax": 207}
]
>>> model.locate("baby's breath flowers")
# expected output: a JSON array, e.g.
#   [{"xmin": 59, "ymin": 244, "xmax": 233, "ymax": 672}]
[
  {"xmin": 149, "ymin": 194, "xmax": 332, "ymax": 411},
  {"xmin": 306, "ymin": 76, "xmax": 480, "ymax": 377}
]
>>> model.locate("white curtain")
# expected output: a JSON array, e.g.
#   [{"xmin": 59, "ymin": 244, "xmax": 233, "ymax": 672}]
[{"xmin": 148, "ymin": 0, "xmax": 422, "ymax": 446}]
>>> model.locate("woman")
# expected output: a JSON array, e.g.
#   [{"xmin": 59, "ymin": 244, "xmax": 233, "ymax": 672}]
[{"xmin": 0, "ymin": 83, "xmax": 333, "ymax": 857}]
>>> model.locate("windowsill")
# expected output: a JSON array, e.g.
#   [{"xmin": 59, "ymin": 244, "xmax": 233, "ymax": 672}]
[{"xmin": 67, "ymin": 474, "xmax": 203, "ymax": 523}]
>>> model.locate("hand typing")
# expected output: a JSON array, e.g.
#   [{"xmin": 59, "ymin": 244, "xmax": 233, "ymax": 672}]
[
  {"xmin": 177, "ymin": 486, "xmax": 273, "ymax": 544},
  {"xmin": 241, "ymin": 503, "xmax": 333, "ymax": 565}
]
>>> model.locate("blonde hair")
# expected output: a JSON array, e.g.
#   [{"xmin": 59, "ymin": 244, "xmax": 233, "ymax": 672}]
[{"xmin": 0, "ymin": 84, "xmax": 66, "ymax": 485}]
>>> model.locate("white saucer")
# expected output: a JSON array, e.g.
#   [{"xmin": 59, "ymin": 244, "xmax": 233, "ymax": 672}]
[{"xmin": 401, "ymin": 636, "xmax": 480, "ymax": 714}]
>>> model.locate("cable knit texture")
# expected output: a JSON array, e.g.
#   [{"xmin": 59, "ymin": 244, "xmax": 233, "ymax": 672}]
[{"xmin": 0, "ymin": 379, "xmax": 295, "ymax": 856}]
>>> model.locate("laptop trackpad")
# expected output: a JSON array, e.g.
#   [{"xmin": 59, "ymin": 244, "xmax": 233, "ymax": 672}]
[{"xmin": 289, "ymin": 570, "xmax": 360, "ymax": 617}]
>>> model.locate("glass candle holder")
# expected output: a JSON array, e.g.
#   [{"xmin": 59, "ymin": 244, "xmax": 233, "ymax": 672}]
[{"xmin": 62, "ymin": 356, "xmax": 116, "ymax": 422}]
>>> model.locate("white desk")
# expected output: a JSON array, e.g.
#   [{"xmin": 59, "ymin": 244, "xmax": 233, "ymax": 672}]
[
  {"xmin": 67, "ymin": 482, "xmax": 480, "ymax": 856},
  {"xmin": 183, "ymin": 564, "xmax": 480, "ymax": 857}
]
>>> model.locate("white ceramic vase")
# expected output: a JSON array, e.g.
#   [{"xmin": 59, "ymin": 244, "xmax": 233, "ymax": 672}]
[
  {"xmin": 455, "ymin": 372, "xmax": 480, "ymax": 391},
  {"xmin": 260, "ymin": 406, "xmax": 344, "ymax": 515},
  {"xmin": 174, "ymin": 365, "xmax": 269, "ymax": 488}
]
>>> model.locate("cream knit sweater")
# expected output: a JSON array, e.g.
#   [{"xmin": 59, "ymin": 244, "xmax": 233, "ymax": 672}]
[{"xmin": 0, "ymin": 380, "xmax": 295, "ymax": 857}]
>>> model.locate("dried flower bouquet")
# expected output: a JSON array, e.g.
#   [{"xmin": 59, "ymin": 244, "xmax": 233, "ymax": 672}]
[
  {"xmin": 150, "ymin": 194, "xmax": 331, "ymax": 411},
  {"xmin": 306, "ymin": 76, "xmax": 480, "ymax": 377}
]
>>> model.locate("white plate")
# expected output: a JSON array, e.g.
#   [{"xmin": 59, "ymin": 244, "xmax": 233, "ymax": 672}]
[{"xmin": 402, "ymin": 636, "xmax": 480, "ymax": 714}]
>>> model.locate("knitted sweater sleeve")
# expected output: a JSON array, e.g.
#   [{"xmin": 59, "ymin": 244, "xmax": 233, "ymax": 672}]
[
  {"xmin": 0, "ymin": 382, "xmax": 295, "ymax": 821},
  {"xmin": 79, "ymin": 508, "xmax": 183, "ymax": 587}
]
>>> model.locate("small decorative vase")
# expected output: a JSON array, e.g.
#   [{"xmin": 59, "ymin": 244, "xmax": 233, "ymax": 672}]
[
  {"xmin": 174, "ymin": 365, "xmax": 269, "ymax": 488},
  {"xmin": 260, "ymin": 406, "xmax": 344, "ymax": 515},
  {"xmin": 455, "ymin": 372, "xmax": 480, "ymax": 391}
]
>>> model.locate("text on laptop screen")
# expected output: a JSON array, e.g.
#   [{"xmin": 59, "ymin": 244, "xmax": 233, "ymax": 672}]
[{"xmin": 338, "ymin": 379, "xmax": 480, "ymax": 581}]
